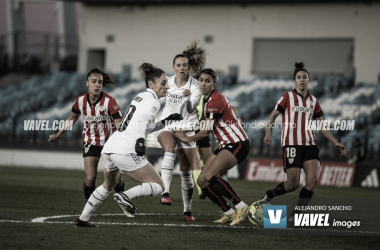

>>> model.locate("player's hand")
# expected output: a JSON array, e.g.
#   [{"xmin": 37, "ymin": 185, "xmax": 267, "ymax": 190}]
[
  {"xmin": 335, "ymin": 142, "xmax": 348, "ymax": 156},
  {"xmin": 174, "ymin": 131, "xmax": 189, "ymax": 142},
  {"xmin": 182, "ymin": 89, "xmax": 191, "ymax": 97},
  {"xmin": 263, "ymin": 134, "xmax": 272, "ymax": 147},
  {"xmin": 161, "ymin": 113, "xmax": 183, "ymax": 125},
  {"xmin": 135, "ymin": 138, "xmax": 146, "ymax": 156},
  {"xmin": 48, "ymin": 134, "xmax": 59, "ymax": 142}
]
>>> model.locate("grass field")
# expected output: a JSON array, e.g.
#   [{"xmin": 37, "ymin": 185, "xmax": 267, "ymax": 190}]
[{"xmin": 1, "ymin": 166, "xmax": 379, "ymax": 250}]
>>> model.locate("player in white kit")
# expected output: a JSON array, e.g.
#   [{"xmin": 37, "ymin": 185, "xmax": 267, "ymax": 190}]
[
  {"xmin": 157, "ymin": 41, "xmax": 206, "ymax": 221},
  {"xmin": 74, "ymin": 63, "xmax": 183, "ymax": 227}
]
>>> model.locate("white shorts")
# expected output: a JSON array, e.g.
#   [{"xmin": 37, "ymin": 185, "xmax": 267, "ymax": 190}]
[
  {"xmin": 157, "ymin": 129, "xmax": 196, "ymax": 149},
  {"xmin": 102, "ymin": 152, "xmax": 148, "ymax": 173}
]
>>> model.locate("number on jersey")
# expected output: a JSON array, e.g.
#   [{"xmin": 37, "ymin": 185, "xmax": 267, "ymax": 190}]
[{"xmin": 118, "ymin": 105, "xmax": 136, "ymax": 132}]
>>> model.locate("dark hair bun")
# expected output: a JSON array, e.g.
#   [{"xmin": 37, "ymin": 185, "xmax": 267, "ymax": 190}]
[
  {"xmin": 138, "ymin": 63, "xmax": 165, "ymax": 88},
  {"xmin": 139, "ymin": 63, "xmax": 156, "ymax": 75},
  {"xmin": 295, "ymin": 62, "xmax": 305, "ymax": 69}
]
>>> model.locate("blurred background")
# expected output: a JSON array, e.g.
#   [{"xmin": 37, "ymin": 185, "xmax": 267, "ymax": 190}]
[{"xmin": 0, "ymin": 0, "xmax": 379, "ymax": 187}]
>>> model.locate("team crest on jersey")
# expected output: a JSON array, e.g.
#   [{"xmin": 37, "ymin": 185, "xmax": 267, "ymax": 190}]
[
  {"xmin": 99, "ymin": 106, "xmax": 106, "ymax": 112},
  {"xmin": 151, "ymin": 106, "xmax": 158, "ymax": 113},
  {"xmin": 288, "ymin": 158, "xmax": 294, "ymax": 164},
  {"xmin": 113, "ymin": 105, "xmax": 119, "ymax": 109}
]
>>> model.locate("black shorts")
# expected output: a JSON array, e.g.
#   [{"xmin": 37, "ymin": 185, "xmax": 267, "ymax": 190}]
[
  {"xmin": 213, "ymin": 140, "xmax": 250, "ymax": 164},
  {"xmin": 83, "ymin": 145, "xmax": 103, "ymax": 158},
  {"xmin": 195, "ymin": 130, "xmax": 211, "ymax": 148},
  {"xmin": 282, "ymin": 145, "xmax": 320, "ymax": 173}
]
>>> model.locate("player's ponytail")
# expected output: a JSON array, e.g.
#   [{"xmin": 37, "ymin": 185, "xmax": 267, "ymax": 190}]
[
  {"xmin": 173, "ymin": 41, "xmax": 206, "ymax": 74},
  {"xmin": 139, "ymin": 63, "xmax": 165, "ymax": 88},
  {"xmin": 87, "ymin": 67, "xmax": 115, "ymax": 88},
  {"xmin": 293, "ymin": 62, "xmax": 309, "ymax": 80}
]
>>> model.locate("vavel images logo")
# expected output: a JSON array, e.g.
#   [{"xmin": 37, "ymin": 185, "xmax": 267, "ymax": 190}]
[{"xmin": 263, "ymin": 205, "xmax": 287, "ymax": 228}]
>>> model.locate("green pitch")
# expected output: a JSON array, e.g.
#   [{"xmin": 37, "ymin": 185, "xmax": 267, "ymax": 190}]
[{"xmin": 0, "ymin": 166, "xmax": 379, "ymax": 249}]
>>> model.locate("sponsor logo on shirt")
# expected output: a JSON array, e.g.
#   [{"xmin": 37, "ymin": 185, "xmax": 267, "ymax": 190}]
[
  {"xmin": 83, "ymin": 113, "xmax": 110, "ymax": 122},
  {"xmin": 167, "ymin": 93, "xmax": 186, "ymax": 105},
  {"xmin": 208, "ymin": 108, "xmax": 218, "ymax": 112},
  {"xmin": 292, "ymin": 106, "xmax": 313, "ymax": 113}
]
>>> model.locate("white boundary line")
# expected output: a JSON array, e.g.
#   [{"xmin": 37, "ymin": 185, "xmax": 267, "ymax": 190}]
[{"xmin": 0, "ymin": 213, "xmax": 379, "ymax": 235}]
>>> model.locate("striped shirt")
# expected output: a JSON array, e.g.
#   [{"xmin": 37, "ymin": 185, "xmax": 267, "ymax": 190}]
[
  {"xmin": 72, "ymin": 91, "xmax": 122, "ymax": 147},
  {"xmin": 204, "ymin": 90, "xmax": 249, "ymax": 148},
  {"xmin": 275, "ymin": 89, "xmax": 323, "ymax": 147}
]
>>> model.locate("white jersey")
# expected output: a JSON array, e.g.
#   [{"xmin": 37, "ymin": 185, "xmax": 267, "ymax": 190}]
[
  {"xmin": 102, "ymin": 89, "xmax": 161, "ymax": 155},
  {"xmin": 159, "ymin": 75, "xmax": 201, "ymax": 128}
]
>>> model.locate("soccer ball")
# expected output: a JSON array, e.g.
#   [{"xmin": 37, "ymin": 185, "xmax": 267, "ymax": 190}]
[{"xmin": 248, "ymin": 200, "xmax": 271, "ymax": 227}]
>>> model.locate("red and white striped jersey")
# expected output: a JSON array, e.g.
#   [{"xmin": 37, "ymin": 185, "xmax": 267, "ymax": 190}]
[
  {"xmin": 204, "ymin": 90, "xmax": 249, "ymax": 148},
  {"xmin": 72, "ymin": 92, "xmax": 122, "ymax": 147},
  {"xmin": 275, "ymin": 89, "xmax": 323, "ymax": 147}
]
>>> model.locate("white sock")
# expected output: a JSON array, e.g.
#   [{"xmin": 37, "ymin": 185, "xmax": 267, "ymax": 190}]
[
  {"xmin": 124, "ymin": 183, "xmax": 162, "ymax": 199},
  {"xmin": 79, "ymin": 185, "xmax": 110, "ymax": 221},
  {"xmin": 224, "ymin": 208, "xmax": 235, "ymax": 216},
  {"xmin": 161, "ymin": 152, "xmax": 176, "ymax": 194},
  {"xmin": 235, "ymin": 201, "xmax": 247, "ymax": 209},
  {"xmin": 180, "ymin": 170, "xmax": 194, "ymax": 213}
]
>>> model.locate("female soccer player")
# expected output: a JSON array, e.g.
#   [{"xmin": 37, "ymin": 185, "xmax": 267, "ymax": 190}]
[
  {"xmin": 157, "ymin": 41, "xmax": 206, "ymax": 221},
  {"xmin": 174, "ymin": 68, "xmax": 251, "ymax": 226},
  {"xmin": 74, "ymin": 63, "xmax": 183, "ymax": 227},
  {"xmin": 48, "ymin": 68, "xmax": 125, "ymax": 200},
  {"xmin": 262, "ymin": 62, "xmax": 348, "ymax": 221}
]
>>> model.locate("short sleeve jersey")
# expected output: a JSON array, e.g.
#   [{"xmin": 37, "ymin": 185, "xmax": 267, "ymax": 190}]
[
  {"xmin": 275, "ymin": 89, "xmax": 323, "ymax": 147},
  {"xmin": 72, "ymin": 91, "xmax": 122, "ymax": 147},
  {"xmin": 102, "ymin": 89, "xmax": 161, "ymax": 155},
  {"xmin": 204, "ymin": 90, "xmax": 248, "ymax": 148},
  {"xmin": 159, "ymin": 75, "xmax": 201, "ymax": 128}
]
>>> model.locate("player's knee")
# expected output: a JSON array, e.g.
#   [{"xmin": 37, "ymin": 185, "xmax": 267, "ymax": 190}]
[
  {"xmin": 306, "ymin": 177, "xmax": 318, "ymax": 188},
  {"xmin": 286, "ymin": 182, "xmax": 299, "ymax": 192}
]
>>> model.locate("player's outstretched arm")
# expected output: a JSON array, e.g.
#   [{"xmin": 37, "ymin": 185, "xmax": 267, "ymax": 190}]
[
  {"xmin": 174, "ymin": 118, "xmax": 213, "ymax": 142},
  {"xmin": 48, "ymin": 112, "xmax": 80, "ymax": 142},
  {"xmin": 314, "ymin": 117, "xmax": 349, "ymax": 156},
  {"xmin": 263, "ymin": 109, "xmax": 280, "ymax": 147},
  {"xmin": 146, "ymin": 113, "xmax": 183, "ymax": 134}
]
